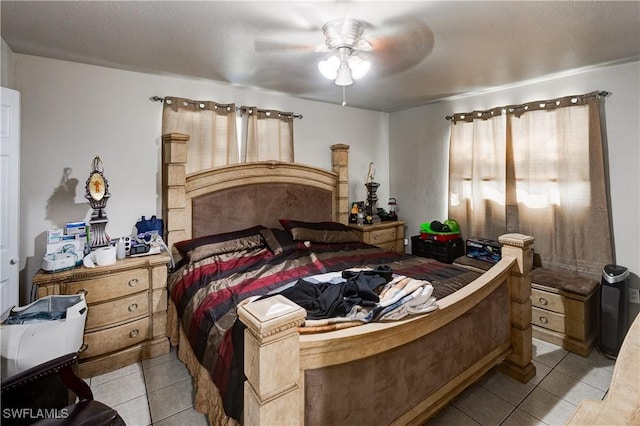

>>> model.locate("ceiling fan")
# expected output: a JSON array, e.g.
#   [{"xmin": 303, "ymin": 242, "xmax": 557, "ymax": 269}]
[
  {"xmin": 252, "ymin": 13, "xmax": 434, "ymax": 105},
  {"xmin": 316, "ymin": 18, "xmax": 372, "ymax": 86}
]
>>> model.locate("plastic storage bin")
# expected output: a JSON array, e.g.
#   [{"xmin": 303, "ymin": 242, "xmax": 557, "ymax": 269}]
[{"xmin": 0, "ymin": 294, "xmax": 87, "ymax": 377}]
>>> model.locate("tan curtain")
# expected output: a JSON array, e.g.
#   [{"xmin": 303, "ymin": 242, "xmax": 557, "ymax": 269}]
[
  {"xmin": 448, "ymin": 112, "xmax": 507, "ymax": 240},
  {"xmin": 508, "ymin": 96, "xmax": 612, "ymax": 275},
  {"xmin": 448, "ymin": 92, "xmax": 612, "ymax": 276},
  {"xmin": 242, "ymin": 106, "xmax": 294, "ymax": 162},
  {"xmin": 162, "ymin": 97, "xmax": 238, "ymax": 174}
]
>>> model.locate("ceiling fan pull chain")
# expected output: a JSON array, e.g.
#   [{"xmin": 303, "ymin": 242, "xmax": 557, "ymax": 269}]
[{"xmin": 342, "ymin": 86, "xmax": 347, "ymax": 107}]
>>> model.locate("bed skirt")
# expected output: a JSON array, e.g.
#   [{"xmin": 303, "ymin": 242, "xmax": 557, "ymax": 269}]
[{"xmin": 168, "ymin": 299, "xmax": 238, "ymax": 426}]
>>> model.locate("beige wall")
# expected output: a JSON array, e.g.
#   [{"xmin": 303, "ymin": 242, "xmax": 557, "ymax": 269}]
[
  {"xmin": 389, "ymin": 60, "xmax": 640, "ymax": 325},
  {"xmin": 14, "ymin": 54, "xmax": 389, "ymax": 302},
  {"xmin": 1, "ymin": 37, "xmax": 16, "ymax": 88}
]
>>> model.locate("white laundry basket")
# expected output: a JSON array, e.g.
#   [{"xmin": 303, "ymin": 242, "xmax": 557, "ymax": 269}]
[{"xmin": 0, "ymin": 294, "xmax": 87, "ymax": 377}]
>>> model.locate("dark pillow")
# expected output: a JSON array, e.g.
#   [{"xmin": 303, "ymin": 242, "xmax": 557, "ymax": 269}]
[
  {"xmin": 279, "ymin": 219, "xmax": 360, "ymax": 243},
  {"xmin": 260, "ymin": 228, "xmax": 299, "ymax": 255},
  {"xmin": 174, "ymin": 225, "xmax": 266, "ymax": 261}
]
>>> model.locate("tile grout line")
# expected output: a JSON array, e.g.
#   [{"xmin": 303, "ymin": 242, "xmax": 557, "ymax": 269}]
[
  {"xmin": 487, "ymin": 348, "xmax": 571, "ymax": 426},
  {"xmin": 141, "ymin": 363, "xmax": 153, "ymax": 426}
]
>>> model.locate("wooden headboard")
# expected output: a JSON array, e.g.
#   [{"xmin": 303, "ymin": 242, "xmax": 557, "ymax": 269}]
[{"xmin": 161, "ymin": 133, "xmax": 350, "ymax": 248}]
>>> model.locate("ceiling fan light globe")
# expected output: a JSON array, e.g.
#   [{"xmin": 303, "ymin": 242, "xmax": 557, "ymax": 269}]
[
  {"xmin": 335, "ymin": 64, "xmax": 353, "ymax": 86},
  {"xmin": 318, "ymin": 56, "xmax": 339, "ymax": 80},
  {"xmin": 349, "ymin": 56, "xmax": 371, "ymax": 80}
]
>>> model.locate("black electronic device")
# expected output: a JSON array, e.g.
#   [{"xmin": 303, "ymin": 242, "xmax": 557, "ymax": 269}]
[{"xmin": 129, "ymin": 241, "xmax": 150, "ymax": 256}]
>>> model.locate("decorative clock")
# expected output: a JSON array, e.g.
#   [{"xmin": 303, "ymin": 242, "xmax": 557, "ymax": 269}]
[{"xmin": 85, "ymin": 156, "xmax": 111, "ymax": 249}]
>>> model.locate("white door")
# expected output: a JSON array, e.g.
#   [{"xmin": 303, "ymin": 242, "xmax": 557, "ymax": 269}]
[{"xmin": 1, "ymin": 87, "xmax": 20, "ymax": 317}]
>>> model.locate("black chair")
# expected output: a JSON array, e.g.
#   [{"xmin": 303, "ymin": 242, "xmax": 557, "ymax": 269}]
[{"xmin": 1, "ymin": 352, "xmax": 125, "ymax": 426}]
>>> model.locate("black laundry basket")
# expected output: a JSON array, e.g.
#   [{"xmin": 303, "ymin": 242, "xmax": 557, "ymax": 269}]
[{"xmin": 598, "ymin": 264, "xmax": 630, "ymax": 357}]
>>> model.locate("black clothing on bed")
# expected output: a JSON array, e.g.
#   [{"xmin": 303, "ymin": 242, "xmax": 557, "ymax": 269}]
[
  {"xmin": 279, "ymin": 265, "xmax": 393, "ymax": 319},
  {"xmin": 224, "ymin": 265, "xmax": 394, "ymax": 420}
]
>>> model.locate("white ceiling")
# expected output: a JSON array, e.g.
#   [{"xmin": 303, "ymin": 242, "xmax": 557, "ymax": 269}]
[{"xmin": 2, "ymin": 1, "xmax": 639, "ymax": 112}]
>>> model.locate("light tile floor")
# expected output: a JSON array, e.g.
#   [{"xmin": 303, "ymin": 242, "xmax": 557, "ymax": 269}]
[
  {"xmin": 87, "ymin": 338, "xmax": 615, "ymax": 426},
  {"xmin": 87, "ymin": 347, "xmax": 207, "ymax": 426},
  {"xmin": 426, "ymin": 338, "xmax": 615, "ymax": 426}
]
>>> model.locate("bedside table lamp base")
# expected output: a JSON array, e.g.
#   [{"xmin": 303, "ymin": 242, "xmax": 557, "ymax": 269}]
[{"xmin": 365, "ymin": 181, "xmax": 380, "ymax": 224}]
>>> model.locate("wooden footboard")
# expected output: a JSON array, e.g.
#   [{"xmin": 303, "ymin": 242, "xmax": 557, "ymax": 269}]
[{"xmin": 238, "ymin": 233, "xmax": 535, "ymax": 425}]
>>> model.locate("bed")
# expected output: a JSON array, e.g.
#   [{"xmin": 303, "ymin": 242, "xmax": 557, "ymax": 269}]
[{"xmin": 161, "ymin": 132, "xmax": 536, "ymax": 425}]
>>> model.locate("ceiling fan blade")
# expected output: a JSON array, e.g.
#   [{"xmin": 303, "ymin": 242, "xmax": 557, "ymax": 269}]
[
  {"xmin": 367, "ymin": 19, "xmax": 434, "ymax": 75},
  {"xmin": 354, "ymin": 39, "xmax": 373, "ymax": 52},
  {"xmin": 254, "ymin": 39, "xmax": 320, "ymax": 53},
  {"xmin": 247, "ymin": 59, "xmax": 330, "ymax": 95}
]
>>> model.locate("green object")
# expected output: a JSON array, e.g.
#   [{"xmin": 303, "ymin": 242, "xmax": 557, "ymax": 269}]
[
  {"xmin": 444, "ymin": 219, "xmax": 460, "ymax": 233},
  {"xmin": 420, "ymin": 219, "xmax": 460, "ymax": 235}
]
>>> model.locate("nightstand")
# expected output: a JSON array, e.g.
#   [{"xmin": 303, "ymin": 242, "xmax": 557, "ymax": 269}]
[
  {"xmin": 349, "ymin": 221, "xmax": 405, "ymax": 253},
  {"xmin": 453, "ymin": 256, "xmax": 601, "ymax": 356},
  {"xmin": 529, "ymin": 268, "xmax": 600, "ymax": 356},
  {"xmin": 32, "ymin": 253, "xmax": 171, "ymax": 377}
]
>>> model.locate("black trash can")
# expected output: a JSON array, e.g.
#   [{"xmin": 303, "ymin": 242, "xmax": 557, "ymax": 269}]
[{"xmin": 598, "ymin": 264, "xmax": 630, "ymax": 357}]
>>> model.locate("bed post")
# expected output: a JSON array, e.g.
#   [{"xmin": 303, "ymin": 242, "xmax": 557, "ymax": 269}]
[
  {"xmin": 498, "ymin": 233, "xmax": 536, "ymax": 383},
  {"xmin": 331, "ymin": 144, "xmax": 350, "ymax": 225},
  {"xmin": 162, "ymin": 133, "xmax": 189, "ymax": 249},
  {"xmin": 238, "ymin": 295, "xmax": 306, "ymax": 426}
]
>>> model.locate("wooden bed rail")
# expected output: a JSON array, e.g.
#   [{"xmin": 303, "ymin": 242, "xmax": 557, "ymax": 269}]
[{"xmin": 238, "ymin": 233, "xmax": 536, "ymax": 425}]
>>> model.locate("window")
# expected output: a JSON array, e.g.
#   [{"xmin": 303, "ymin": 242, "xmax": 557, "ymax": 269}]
[{"xmin": 448, "ymin": 92, "xmax": 612, "ymax": 276}]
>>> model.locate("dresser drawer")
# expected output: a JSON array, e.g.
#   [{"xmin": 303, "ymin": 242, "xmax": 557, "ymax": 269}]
[
  {"xmin": 81, "ymin": 317, "xmax": 150, "ymax": 359},
  {"xmin": 369, "ymin": 227, "xmax": 397, "ymax": 245},
  {"xmin": 532, "ymin": 306, "xmax": 565, "ymax": 333},
  {"xmin": 374, "ymin": 241, "xmax": 398, "ymax": 252},
  {"xmin": 67, "ymin": 269, "xmax": 149, "ymax": 303},
  {"xmin": 85, "ymin": 292, "xmax": 150, "ymax": 331},
  {"xmin": 531, "ymin": 288, "xmax": 565, "ymax": 313}
]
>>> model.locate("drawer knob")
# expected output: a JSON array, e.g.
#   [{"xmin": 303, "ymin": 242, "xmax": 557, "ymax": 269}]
[
  {"xmin": 129, "ymin": 329, "xmax": 140, "ymax": 338},
  {"xmin": 539, "ymin": 316, "xmax": 549, "ymax": 324},
  {"xmin": 128, "ymin": 303, "xmax": 138, "ymax": 312},
  {"xmin": 128, "ymin": 278, "xmax": 139, "ymax": 287},
  {"xmin": 77, "ymin": 289, "xmax": 88, "ymax": 296},
  {"xmin": 373, "ymin": 234, "xmax": 380, "ymax": 241},
  {"xmin": 539, "ymin": 297, "xmax": 548, "ymax": 306}
]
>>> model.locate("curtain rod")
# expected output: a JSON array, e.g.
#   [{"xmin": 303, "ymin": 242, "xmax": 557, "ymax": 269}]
[
  {"xmin": 444, "ymin": 91, "xmax": 611, "ymax": 121},
  {"xmin": 150, "ymin": 96, "xmax": 303, "ymax": 119}
]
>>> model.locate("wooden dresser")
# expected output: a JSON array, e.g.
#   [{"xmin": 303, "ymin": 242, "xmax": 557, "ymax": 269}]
[
  {"xmin": 349, "ymin": 221, "xmax": 405, "ymax": 253},
  {"xmin": 32, "ymin": 253, "xmax": 171, "ymax": 377}
]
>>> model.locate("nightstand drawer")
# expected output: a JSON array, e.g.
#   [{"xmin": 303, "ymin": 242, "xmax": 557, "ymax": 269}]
[
  {"xmin": 81, "ymin": 317, "xmax": 150, "ymax": 359},
  {"xmin": 85, "ymin": 292, "xmax": 149, "ymax": 330},
  {"xmin": 369, "ymin": 227, "xmax": 397, "ymax": 245},
  {"xmin": 531, "ymin": 288, "xmax": 565, "ymax": 313},
  {"xmin": 67, "ymin": 269, "xmax": 149, "ymax": 303},
  {"xmin": 532, "ymin": 306, "xmax": 565, "ymax": 333}
]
